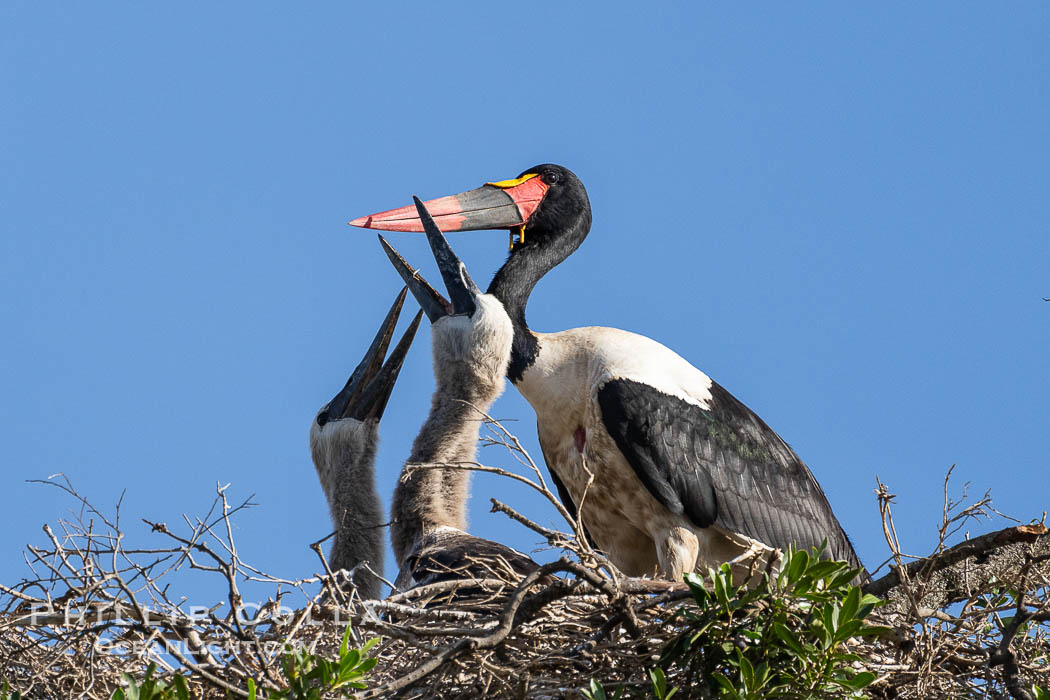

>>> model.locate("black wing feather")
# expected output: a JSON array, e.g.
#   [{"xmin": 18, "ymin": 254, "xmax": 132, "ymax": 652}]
[
  {"xmin": 597, "ymin": 378, "xmax": 861, "ymax": 567},
  {"xmin": 408, "ymin": 530, "xmax": 539, "ymax": 587}
]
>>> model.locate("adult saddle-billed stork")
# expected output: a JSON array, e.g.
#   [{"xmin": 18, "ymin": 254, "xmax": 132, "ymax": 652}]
[{"xmin": 351, "ymin": 166, "xmax": 863, "ymax": 581}]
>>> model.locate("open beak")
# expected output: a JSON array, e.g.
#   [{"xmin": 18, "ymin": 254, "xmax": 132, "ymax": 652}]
[
  {"xmin": 322, "ymin": 288, "xmax": 423, "ymax": 423},
  {"xmin": 349, "ymin": 173, "xmax": 549, "ymax": 235},
  {"xmin": 378, "ymin": 197, "xmax": 479, "ymax": 322}
]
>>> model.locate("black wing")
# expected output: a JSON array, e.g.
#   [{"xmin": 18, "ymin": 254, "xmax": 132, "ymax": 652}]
[
  {"xmin": 597, "ymin": 378, "xmax": 861, "ymax": 567},
  {"xmin": 408, "ymin": 530, "xmax": 539, "ymax": 587}
]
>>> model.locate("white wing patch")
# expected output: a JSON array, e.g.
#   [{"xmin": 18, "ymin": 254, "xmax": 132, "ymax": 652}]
[{"xmin": 532, "ymin": 326, "xmax": 714, "ymax": 410}]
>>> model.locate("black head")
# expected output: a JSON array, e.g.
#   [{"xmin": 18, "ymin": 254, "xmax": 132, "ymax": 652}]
[{"xmin": 506, "ymin": 163, "xmax": 592, "ymax": 260}]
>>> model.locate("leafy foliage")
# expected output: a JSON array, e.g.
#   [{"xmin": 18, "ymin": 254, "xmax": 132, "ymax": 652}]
[
  {"xmin": 582, "ymin": 669, "xmax": 678, "ymax": 700},
  {"xmin": 264, "ymin": 624, "xmax": 380, "ymax": 699},
  {"xmin": 648, "ymin": 667, "xmax": 678, "ymax": 699},
  {"xmin": 0, "ymin": 680, "xmax": 21, "ymax": 700},
  {"xmin": 111, "ymin": 664, "xmax": 190, "ymax": 700},
  {"xmin": 582, "ymin": 677, "xmax": 623, "ymax": 700},
  {"xmin": 658, "ymin": 547, "xmax": 885, "ymax": 699}
]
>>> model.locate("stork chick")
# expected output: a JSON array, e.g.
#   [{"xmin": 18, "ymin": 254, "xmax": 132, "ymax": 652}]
[
  {"xmin": 383, "ymin": 198, "xmax": 539, "ymax": 588},
  {"xmin": 309, "ymin": 290, "xmax": 421, "ymax": 599}
]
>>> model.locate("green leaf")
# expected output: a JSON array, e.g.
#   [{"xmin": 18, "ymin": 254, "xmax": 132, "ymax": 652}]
[
  {"xmin": 857, "ymin": 624, "xmax": 893, "ymax": 638},
  {"xmin": 246, "ymin": 678, "xmax": 257, "ymax": 700},
  {"xmin": 121, "ymin": 673, "xmax": 139, "ymax": 700},
  {"xmin": 829, "ymin": 567, "xmax": 864, "ymax": 590},
  {"xmin": 173, "ymin": 675, "xmax": 190, "ymax": 700},
  {"xmin": 752, "ymin": 660, "xmax": 770, "ymax": 690},
  {"xmin": 713, "ymin": 674, "xmax": 741, "ymax": 699},
  {"xmin": 835, "ymin": 619, "xmax": 864, "ymax": 642},
  {"xmin": 810, "ymin": 618, "xmax": 831, "ymax": 648},
  {"xmin": 740, "ymin": 628, "xmax": 762, "ymax": 642},
  {"xmin": 773, "ymin": 622, "xmax": 806, "ymax": 656},
  {"xmin": 786, "ymin": 549, "xmax": 810, "ymax": 583},
  {"xmin": 822, "ymin": 601, "xmax": 840, "ymax": 637},
  {"xmin": 649, "ymin": 667, "xmax": 667, "ymax": 697},
  {"xmin": 804, "ymin": 560, "xmax": 844, "ymax": 582},
  {"xmin": 340, "ymin": 649, "xmax": 361, "ymax": 672},
  {"xmin": 711, "ymin": 567, "xmax": 731, "ymax": 613},
  {"xmin": 840, "ymin": 585, "xmax": 860, "ymax": 622},
  {"xmin": 737, "ymin": 651, "xmax": 755, "ymax": 691},
  {"xmin": 586, "ymin": 678, "xmax": 607, "ymax": 700},
  {"xmin": 340, "ymin": 624, "xmax": 352, "ymax": 655},
  {"xmin": 845, "ymin": 671, "xmax": 876, "ymax": 689},
  {"xmin": 683, "ymin": 571, "xmax": 705, "ymax": 588},
  {"xmin": 856, "ymin": 593, "xmax": 883, "ymax": 619}
]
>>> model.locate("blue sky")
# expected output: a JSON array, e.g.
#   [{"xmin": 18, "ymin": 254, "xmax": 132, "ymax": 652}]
[{"xmin": 2, "ymin": 4, "xmax": 1046, "ymax": 601}]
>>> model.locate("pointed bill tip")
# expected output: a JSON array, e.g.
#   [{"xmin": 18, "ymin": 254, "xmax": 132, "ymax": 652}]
[
  {"xmin": 360, "ymin": 308, "xmax": 424, "ymax": 420},
  {"xmin": 377, "ymin": 234, "xmax": 450, "ymax": 322},
  {"xmin": 405, "ymin": 309, "xmax": 424, "ymax": 337},
  {"xmin": 412, "ymin": 197, "xmax": 479, "ymax": 316},
  {"xmin": 412, "ymin": 195, "xmax": 442, "ymax": 239},
  {"xmin": 325, "ymin": 287, "xmax": 408, "ymax": 422}
]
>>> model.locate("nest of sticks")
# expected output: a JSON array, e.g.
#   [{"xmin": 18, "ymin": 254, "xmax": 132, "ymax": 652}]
[{"xmin": 2, "ymin": 427, "xmax": 1048, "ymax": 698}]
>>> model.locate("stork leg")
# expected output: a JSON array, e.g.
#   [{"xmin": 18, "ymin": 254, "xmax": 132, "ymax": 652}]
[{"xmin": 658, "ymin": 526, "xmax": 700, "ymax": 582}]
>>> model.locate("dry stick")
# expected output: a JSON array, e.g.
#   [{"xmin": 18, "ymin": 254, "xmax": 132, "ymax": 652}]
[
  {"xmin": 308, "ymin": 536, "xmax": 349, "ymax": 608},
  {"xmin": 141, "ymin": 517, "xmax": 293, "ymax": 691},
  {"xmin": 986, "ymin": 552, "xmax": 1050, "ymax": 700},
  {"xmin": 868, "ymin": 475, "xmax": 1050, "ymax": 695},
  {"xmin": 356, "ymin": 561, "xmax": 399, "ymax": 599},
  {"xmin": 358, "ymin": 558, "xmax": 617, "ymax": 698},
  {"xmin": 11, "ymin": 454, "xmax": 1048, "ymax": 696},
  {"xmin": 473, "ymin": 406, "xmax": 594, "ymax": 551},
  {"xmin": 574, "ymin": 458, "xmax": 595, "ymax": 546},
  {"xmin": 12, "ymin": 468, "xmax": 697, "ymax": 695},
  {"xmin": 204, "ymin": 485, "xmax": 274, "ymax": 680},
  {"xmin": 109, "ymin": 531, "xmax": 253, "ymax": 697},
  {"xmin": 864, "ymin": 525, "xmax": 1049, "ymax": 598},
  {"xmin": 361, "ymin": 600, "xmax": 476, "ymax": 621},
  {"xmin": 400, "ymin": 459, "xmax": 580, "ymax": 537},
  {"xmin": 383, "ymin": 578, "xmax": 515, "ymax": 605},
  {"xmin": 489, "ymin": 498, "xmax": 566, "ymax": 546}
]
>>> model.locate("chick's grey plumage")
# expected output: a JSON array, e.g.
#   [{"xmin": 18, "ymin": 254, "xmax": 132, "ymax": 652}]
[
  {"xmin": 309, "ymin": 290, "xmax": 420, "ymax": 599},
  {"xmin": 382, "ymin": 199, "xmax": 540, "ymax": 588},
  {"xmin": 310, "ymin": 417, "xmax": 385, "ymax": 598},
  {"xmin": 390, "ymin": 295, "xmax": 513, "ymax": 569}
]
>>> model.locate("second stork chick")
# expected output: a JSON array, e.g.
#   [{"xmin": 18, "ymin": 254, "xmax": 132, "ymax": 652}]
[{"xmin": 309, "ymin": 290, "xmax": 421, "ymax": 599}]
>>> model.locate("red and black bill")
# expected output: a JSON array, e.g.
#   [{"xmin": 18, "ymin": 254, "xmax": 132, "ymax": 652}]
[{"xmin": 349, "ymin": 173, "xmax": 549, "ymax": 233}]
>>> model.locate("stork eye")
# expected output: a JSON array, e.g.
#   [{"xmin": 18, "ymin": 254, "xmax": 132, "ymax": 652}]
[{"xmin": 542, "ymin": 171, "xmax": 560, "ymax": 185}]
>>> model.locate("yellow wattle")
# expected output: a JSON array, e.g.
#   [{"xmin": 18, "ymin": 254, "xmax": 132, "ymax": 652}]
[{"xmin": 486, "ymin": 173, "xmax": 538, "ymax": 189}]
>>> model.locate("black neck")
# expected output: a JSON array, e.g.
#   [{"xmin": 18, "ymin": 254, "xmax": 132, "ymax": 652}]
[{"xmin": 486, "ymin": 212, "xmax": 591, "ymax": 382}]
